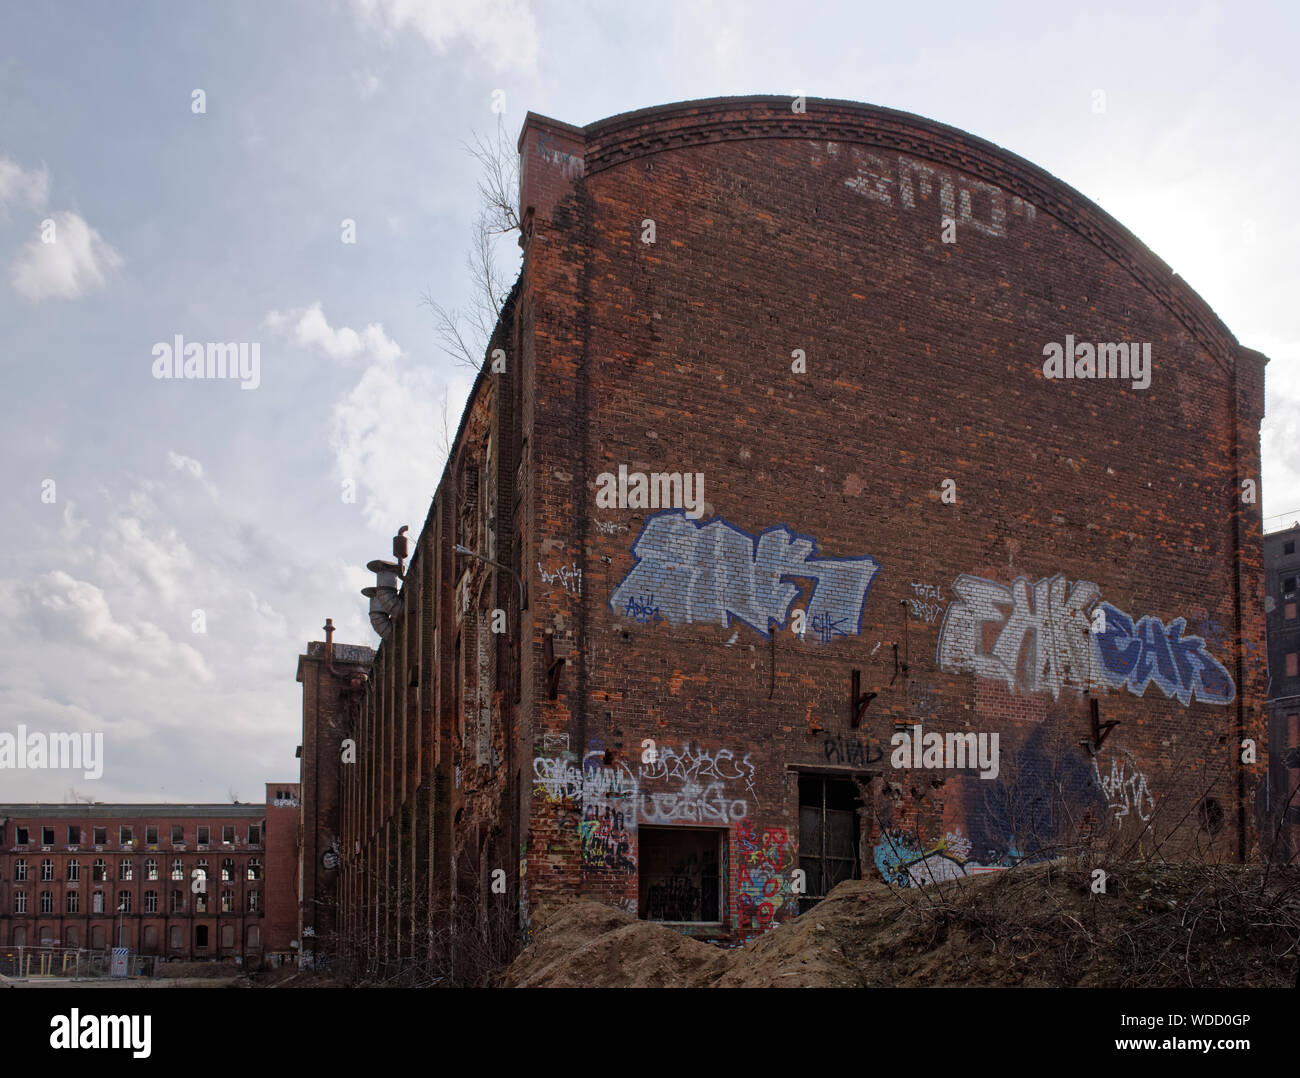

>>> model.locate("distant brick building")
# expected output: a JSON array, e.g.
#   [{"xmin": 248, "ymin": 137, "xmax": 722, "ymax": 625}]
[
  {"xmin": 300, "ymin": 96, "xmax": 1270, "ymax": 975},
  {"xmin": 0, "ymin": 797, "xmax": 286, "ymax": 964}
]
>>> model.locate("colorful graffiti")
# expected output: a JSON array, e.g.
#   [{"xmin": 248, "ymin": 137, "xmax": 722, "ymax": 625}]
[
  {"xmin": 937, "ymin": 573, "xmax": 1236, "ymax": 705},
  {"xmin": 736, "ymin": 819, "xmax": 794, "ymax": 928},
  {"xmin": 873, "ymin": 829, "xmax": 1014, "ymax": 887},
  {"xmin": 1093, "ymin": 604, "xmax": 1235, "ymax": 705},
  {"xmin": 609, "ymin": 510, "xmax": 880, "ymax": 640}
]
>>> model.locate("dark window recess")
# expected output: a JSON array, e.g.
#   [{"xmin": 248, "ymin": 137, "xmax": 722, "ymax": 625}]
[
  {"xmin": 42, "ymin": 827, "xmax": 54, "ymax": 845},
  {"xmin": 195, "ymin": 925, "xmax": 208, "ymax": 949},
  {"xmin": 93, "ymin": 827, "xmax": 106, "ymax": 845},
  {"xmin": 16, "ymin": 828, "xmax": 29, "ymax": 845},
  {"xmin": 197, "ymin": 825, "xmax": 209, "ymax": 845},
  {"xmin": 798, "ymin": 775, "xmax": 862, "ymax": 915},
  {"xmin": 146, "ymin": 826, "xmax": 157, "ymax": 844},
  {"xmin": 1285, "ymin": 576, "xmax": 1297, "ymax": 594},
  {"xmin": 1285, "ymin": 541, "xmax": 1296, "ymax": 556},
  {"xmin": 67, "ymin": 826, "xmax": 80, "ymax": 844},
  {"xmin": 638, "ymin": 828, "xmax": 721, "ymax": 922}
]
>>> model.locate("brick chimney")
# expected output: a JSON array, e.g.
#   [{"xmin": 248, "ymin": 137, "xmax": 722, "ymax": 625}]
[{"xmin": 517, "ymin": 112, "xmax": 585, "ymax": 228}]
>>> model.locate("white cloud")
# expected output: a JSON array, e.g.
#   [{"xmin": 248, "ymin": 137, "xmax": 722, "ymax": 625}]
[
  {"xmin": 168, "ymin": 451, "xmax": 204, "ymax": 479},
  {"xmin": 353, "ymin": 0, "xmax": 538, "ymax": 73},
  {"xmin": 10, "ymin": 210, "xmax": 122, "ymax": 302},
  {"xmin": 331, "ymin": 357, "xmax": 470, "ymax": 531},
  {"xmin": 267, "ymin": 302, "xmax": 402, "ymax": 365},
  {"xmin": 0, "ymin": 156, "xmax": 50, "ymax": 209},
  {"xmin": 24, "ymin": 570, "xmax": 213, "ymax": 682}
]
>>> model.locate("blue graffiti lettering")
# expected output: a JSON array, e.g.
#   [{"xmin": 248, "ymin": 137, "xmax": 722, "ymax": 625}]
[
  {"xmin": 609, "ymin": 510, "xmax": 880, "ymax": 640},
  {"xmin": 1095, "ymin": 602, "xmax": 1235, "ymax": 705}
]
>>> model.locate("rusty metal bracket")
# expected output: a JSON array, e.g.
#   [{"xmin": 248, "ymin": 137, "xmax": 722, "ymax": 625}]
[
  {"xmin": 851, "ymin": 669, "xmax": 876, "ymax": 728},
  {"xmin": 1080, "ymin": 698, "xmax": 1119, "ymax": 756},
  {"xmin": 543, "ymin": 635, "xmax": 566, "ymax": 700}
]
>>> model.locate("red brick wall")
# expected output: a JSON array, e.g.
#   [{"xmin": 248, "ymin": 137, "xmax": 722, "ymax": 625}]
[{"xmin": 517, "ymin": 97, "xmax": 1268, "ymax": 941}]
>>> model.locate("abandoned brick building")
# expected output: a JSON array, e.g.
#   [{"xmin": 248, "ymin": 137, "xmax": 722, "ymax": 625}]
[{"xmin": 298, "ymin": 96, "xmax": 1271, "ymax": 972}]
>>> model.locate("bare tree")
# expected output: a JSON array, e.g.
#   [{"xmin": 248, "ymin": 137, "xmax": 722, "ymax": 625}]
[{"xmin": 423, "ymin": 117, "xmax": 522, "ymax": 372}]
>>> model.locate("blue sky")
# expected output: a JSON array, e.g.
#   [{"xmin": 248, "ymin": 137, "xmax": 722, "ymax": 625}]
[{"xmin": 1, "ymin": 0, "xmax": 1296, "ymax": 801}]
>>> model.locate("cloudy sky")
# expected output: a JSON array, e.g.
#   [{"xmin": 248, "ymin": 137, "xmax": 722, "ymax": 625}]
[{"xmin": 1, "ymin": 0, "xmax": 1296, "ymax": 802}]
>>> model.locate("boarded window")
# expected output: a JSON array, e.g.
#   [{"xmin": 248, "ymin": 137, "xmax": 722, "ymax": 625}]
[
  {"xmin": 638, "ymin": 827, "xmax": 722, "ymax": 923},
  {"xmin": 798, "ymin": 775, "xmax": 862, "ymax": 914},
  {"xmin": 1287, "ymin": 602, "xmax": 1297, "ymax": 621},
  {"xmin": 1287, "ymin": 653, "xmax": 1298, "ymax": 678}
]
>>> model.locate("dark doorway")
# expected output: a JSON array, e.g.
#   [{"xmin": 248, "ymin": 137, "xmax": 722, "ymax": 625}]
[
  {"xmin": 798, "ymin": 775, "xmax": 862, "ymax": 914},
  {"xmin": 638, "ymin": 827, "xmax": 722, "ymax": 923},
  {"xmin": 195, "ymin": 924, "xmax": 208, "ymax": 949}
]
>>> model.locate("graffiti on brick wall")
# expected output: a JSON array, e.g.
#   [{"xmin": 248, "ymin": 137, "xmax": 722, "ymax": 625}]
[
  {"xmin": 610, "ymin": 510, "xmax": 880, "ymax": 641},
  {"xmin": 907, "ymin": 582, "xmax": 947, "ymax": 625},
  {"xmin": 579, "ymin": 750, "xmax": 638, "ymax": 873},
  {"xmin": 936, "ymin": 573, "xmax": 1236, "ymax": 705},
  {"xmin": 538, "ymin": 560, "xmax": 582, "ymax": 597},
  {"xmin": 831, "ymin": 145, "xmax": 1037, "ymax": 239},
  {"xmin": 532, "ymin": 754, "xmax": 584, "ymax": 802},
  {"xmin": 873, "ymin": 829, "xmax": 1013, "ymax": 887},
  {"xmin": 536, "ymin": 130, "xmax": 584, "ymax": 178},
  {"xmin": 822, "ymin": 735, "xmax": 884, "ymax": 766},
  {"xmin": 1093, "ymin": 604, "xmax": 1235, "ymax": 705},
  {"xmin": 736, "ymin": 819, "xmax": 794, "ymax": 928},
  {"xmin": 621, "ymin": 593, "xmax": 664, "ymax": 625},
  {"xmin": 1091, "ymin": 747, "xmax": 1156, "ymax": 823},
  {"xmin": 937, "ymin": 573, "xmax": 1102, "ymax": 698},
  {"xmin": 638, "ymin": 743, "xmax": 754, "ymax": 824}
]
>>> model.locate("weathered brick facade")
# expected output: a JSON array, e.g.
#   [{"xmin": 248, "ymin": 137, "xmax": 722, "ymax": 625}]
[{"xmin": 303, "ymin": 96, "xmax": 1269, "ymax": 969}]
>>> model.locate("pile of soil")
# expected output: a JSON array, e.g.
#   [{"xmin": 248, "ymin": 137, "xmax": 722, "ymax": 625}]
[{"xmin": 502, "ymin": 861, "xmax": 1300, "ymax": 988}]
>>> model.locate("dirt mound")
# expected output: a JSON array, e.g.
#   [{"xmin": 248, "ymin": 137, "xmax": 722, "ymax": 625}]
[
  {"xmin": 503, "ymin": 862, "xmax": 1300, "ymax": 988},
  {"xmin": 500, "ymin": 900, "xmax": 728, "ymax": 987}
]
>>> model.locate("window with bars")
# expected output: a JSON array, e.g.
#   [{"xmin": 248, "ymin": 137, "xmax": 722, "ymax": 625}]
[{"xmin": 797, "ymin": 775, "xmax": 862, "ymax": 914}]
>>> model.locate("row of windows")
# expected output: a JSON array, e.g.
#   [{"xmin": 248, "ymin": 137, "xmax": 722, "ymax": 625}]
[
  {"xmin": 8, "ymin": 857, "xmax": 261, "ymax": 882},
  {"xmin": 11, "ymin": 824, "xmax": 261, "ymax": 847},
  {"xmin": 10, "ymin": 923, "xmax": 263, "ymax": 951},
  {"xmin": 12, "ymin": 890, "xmax": 262, "ymax": 913}
]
